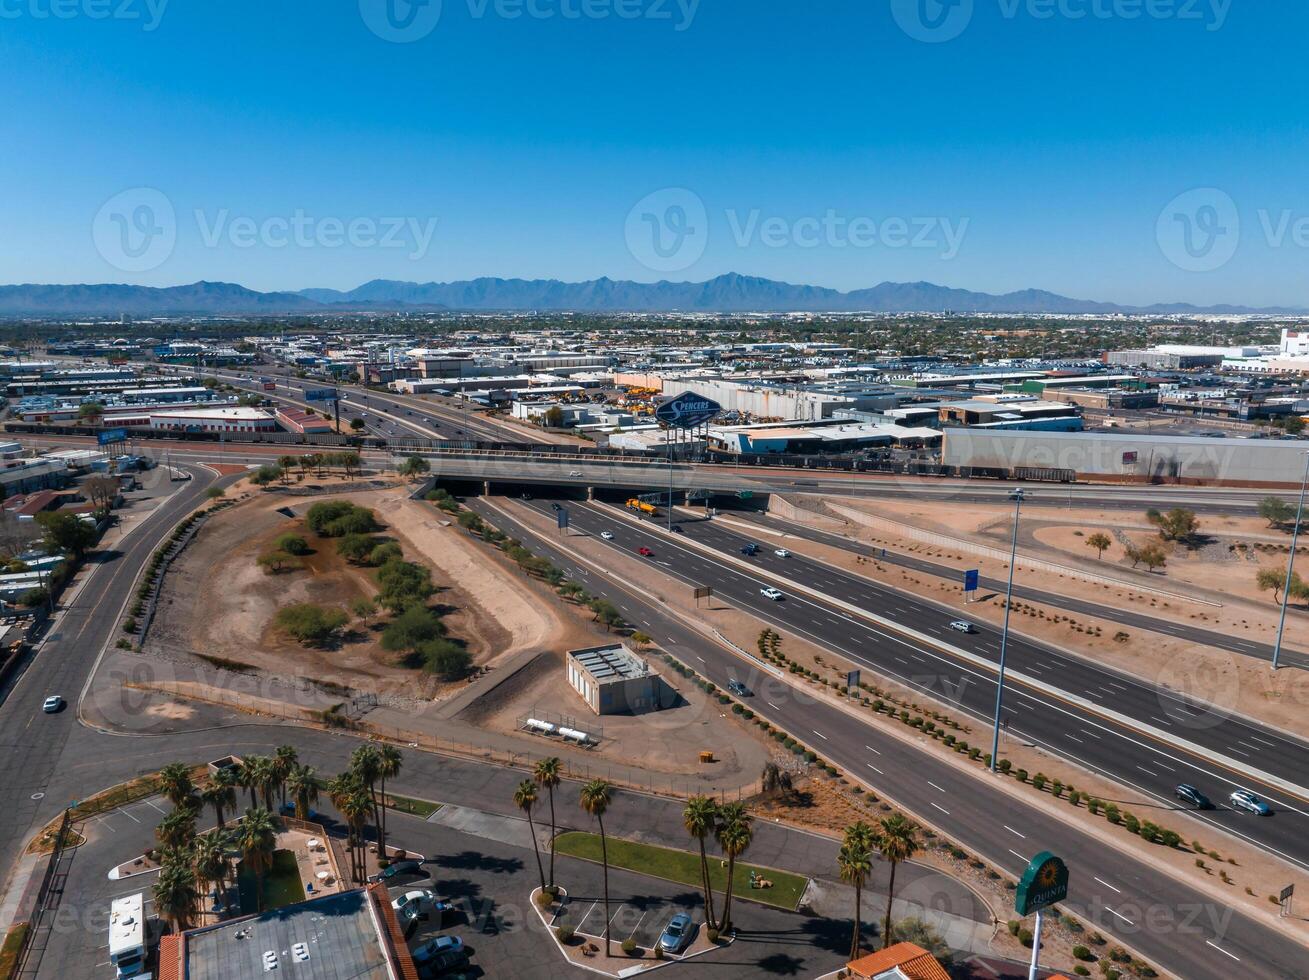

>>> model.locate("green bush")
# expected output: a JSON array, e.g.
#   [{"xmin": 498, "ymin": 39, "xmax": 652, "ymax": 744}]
[
  {"xmin": 274, "ymin": 603, "xmax": 349, "ymax": 646},
  {"xmin": 380, "ymin": 604, "xmax": 445, "ymax": 652},
  {"xmin": 555, "ymin": 925, "xmax": 574, "ymax": 943},
  {"xmin": 420, "ymin": 639, "xmax": 472, "ymax": 679},
  {"xmin": 621, "ymin": 938, "xmax": 637, "ymax": 955},
  {"xmin": 275, "ymin": 534, "xmax": 309, "ymax": 555},
  {"xmin": 1073, "ymin": 945, "xmax": 1093, "ymax": 961}
]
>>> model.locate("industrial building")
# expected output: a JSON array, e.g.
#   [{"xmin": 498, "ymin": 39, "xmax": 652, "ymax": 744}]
[
  {"xmin": 936, "ymin": 396, "xmax": 1084, "ymax": 431},
  {"xmin": 706, "ymin": 420, "xmax": 940, "ymax": 455},
  {"xmin": 277, "ymin": 406, "xmax": 335, "ymax": 434},
  {"xmin": 147, "ymin": 406, "xmax": 277, "ymax": 433},
  {"xmin": 1105, "ymin": 348, "xmax": 1229, "ymax": 370},
  {"xmin": 942, "ymin": 428, "xmax": 1309, "ymax": 487},
  {"xmin": 566, "ymin": 643, "xmax": 674, "ymax": 715}
]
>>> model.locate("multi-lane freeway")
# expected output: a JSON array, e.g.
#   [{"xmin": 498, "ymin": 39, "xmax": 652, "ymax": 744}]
[
  {"xmin": 470, "ymin": 496, "xmax": 1309, "ymax": 980},
  {"xmin": 508, "ymin": 492, "xmax": 1309, "ymax": 877}
]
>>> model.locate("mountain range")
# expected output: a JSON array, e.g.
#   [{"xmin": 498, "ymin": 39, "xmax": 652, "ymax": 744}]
[{"xmin": 0, "ymin": 274, "xmax": 1302, "ymax": 316}]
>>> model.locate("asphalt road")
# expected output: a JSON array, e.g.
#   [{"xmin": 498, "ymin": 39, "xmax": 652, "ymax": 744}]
[
  {"xmin": 0, "ymin": 464, "xmax": 230, "ymax": 882},
  {"xmin": 468, "ymin": 497, "xmax": 1308, "ymax": 980},
  {"xmin": 512, "ymin": 493, "xmax": 1309, "ymax": 877},
  {"xmin": 739, "ymin": 510, "xmax": 1309, "ymax": 668}
]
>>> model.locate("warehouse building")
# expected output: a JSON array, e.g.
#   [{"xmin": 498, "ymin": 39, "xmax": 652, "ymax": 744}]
[
  {"xmin": 566, "ymin": 644, "xmax": 675, "ymax": 715},
  {"xmin": 942, "ymin": 429, "xmax": 1309, "ymax": 487},
  {"xmin": 148, "ymin": 406, "xmax": 277, "ymax": 434}
]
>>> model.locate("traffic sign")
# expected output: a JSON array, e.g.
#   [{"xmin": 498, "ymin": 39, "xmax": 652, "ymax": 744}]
[
  {"xmin": 1015, "ymin": 852, "xmax": 1069, "ymax": 916},
  {"xmin": 655, "ymin": 391, "xmax": 722, "ymax": 430},
  {"xmin": 964, "ymin": 568, "xmax": 980, "ymax": 593},
  {"xmin": 557, "ymin": 508, "xmax": 569, "ymax": 532}
]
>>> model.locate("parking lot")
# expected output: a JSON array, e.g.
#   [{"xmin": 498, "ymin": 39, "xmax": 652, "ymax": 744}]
[{"xmin": 568, "ymin": 897, "xmax": 701, "ymax": 955}]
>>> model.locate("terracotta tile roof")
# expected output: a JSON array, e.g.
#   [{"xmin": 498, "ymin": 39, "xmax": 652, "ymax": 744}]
[
  {"xmin": 847, "ymin": 942, "xmax": 953, "ymax": 980},
  {"xmin": 367, "ymin": 881, "xmax": 420, "ymax": 980},
  {"xmin": 157, "ymin": 934, "xmax": 182, "ymax": 980}
]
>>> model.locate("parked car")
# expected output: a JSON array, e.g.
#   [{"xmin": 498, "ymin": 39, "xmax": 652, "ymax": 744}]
[
  {"xmin": 948, "ymin": 620, "xmax": 975, "ymax": 634},
  {"xmin": 1175, "ymin": 784, "xmax": 1213, "ymax": 810},
  {"xmin": 1229, "ymin": 790, "xmax": 1272, "ymax": 815},
  {"xmin": 367, "ymin": 859, "xmax": 424, "ymax": 884},
  {"xmin": 727, "ymin": 679, "xmax": 752, "ymax": 697},
  {"xmin": 392, "ymin": 889, "xmax": 449, "ymax": 922},
  {"xmin": 600, "ymin": 530, "xmax": 615, "ymax": 540},
  {"xmin": 412, "ymin": 935, "xmax": 465, "ymax": 965},
  {"xmin": 638, "ymin": 546, "xmax": 655, "ymax": 557},
  {"xmin": 740, "ymin": 543, "xmax": 759, "ymax": 556},
  {"xmin": 760, "ymin": 587, "xmax": 785, "ymax": 601},
  {"xmin": 417, "ymin": 948, "xmax": 469, "ymax": 978},
  {"xmin": 658, "ymin": 912, "xmax": 694, "ymax": 954},
  {"xmin": 42, "ymin": 696, "xmax": 64, "ymax": 714},
  {"xmin": 774, "ymin": 548, "xmax": 791, "ymax": 558}
]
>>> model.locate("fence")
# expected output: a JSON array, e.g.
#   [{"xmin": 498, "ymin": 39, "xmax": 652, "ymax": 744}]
[{"xmin": 9, "ymin": 810, "xmax": 73, "ymax": 980}]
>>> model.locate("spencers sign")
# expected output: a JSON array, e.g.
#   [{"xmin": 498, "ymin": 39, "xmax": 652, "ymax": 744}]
[{"xmin": 654, "ymin": 391, "xmax": 722, "ymax": 430}]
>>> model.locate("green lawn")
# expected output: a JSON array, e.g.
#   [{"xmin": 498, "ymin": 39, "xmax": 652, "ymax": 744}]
[
  {"xmin": 552, "ymin": 832, "xmax": 808, "ymax": 911},
  {"xmin": 386, "ymin": 793, "xmax": 443, "ymax": 818},
  {"xmin": 237, "ymin": 849, "xmax": 306, "ymax": 913}
]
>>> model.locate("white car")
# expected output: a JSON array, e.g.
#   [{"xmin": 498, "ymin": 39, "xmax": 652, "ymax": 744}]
[
  {"xmin": 760, "ymin": 587, "xmax": 785, "ymax": 601},
  {"xmin": 774, "ymin": 549, "xmax": 791, "ymax": 558},
  {"xmin": 391, "ymin": 889, "xmax": 448, "ymax": 921},
  {"xmin": 569, "ymin": 470, "xmax": 583, "ymax": 477},
  {"xmin": 42, "ymin": 695, "xmax": 64, "ymax": 713},
  {"xmin": 949, "ymin": 620, "xmax": 975, "ymax": 634},
  {"xmin": 600, "ymin": 531, "xmax": 615, "ymax": 540}
]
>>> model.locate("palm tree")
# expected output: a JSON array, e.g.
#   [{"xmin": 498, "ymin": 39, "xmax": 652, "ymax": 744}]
[
  {"xmin": 838, "ymin": 822, "xmax": 876, "ymax": 960},
  {"xmin": 154, "ymin": 861, "xmax": 199, "ymax": 933},
  {"xmin": 236, "ymin": 807, "xmax": 278, "ymax": 913},
  {"xmin": 715, "ymin": 803, "xmax": 753, "ymax": 935},
  {"xmin": 192, "ymin": 833, "xmax": 230, "ymax": 915},
  {"xmin": 683, "ymin": 796, "xmax": 719, "ymax": 930},
  {"xmin": 349, "ymin": 744, "xmax": 383, "ymax": 853},
  {"xmin": 876, "ymin": 814, "xmax": 920, "ymax": 950},
  {"xmin": 514, "ymin": 780, "xmax": 546, "ymax": 893},
  {"xmin": 338, "ymin": 785, "xmax": 374, "ymax": 885},
  {"xmin": 238, "ymin": 756, "xmax": 268, "ymax": 809},
  {"xmin": 272, "ymin": 745, "xmax": 299, "ymax": 808},
  {"xmin": 533, "ymin": 757, "xmax": 562, "ymax": 892},
  {"xmin": 200, "ymin": 778, "xmax": 237, "ymax": 832},
  {"xmin": 286, "ymin": 764, "xmax": 319, "ymax": 821},
  {"xmin": 158, "ymin": 762, "xmax": 195, "ymax": 809},
  {"xmin": 579, "ymin": 779, "xmax": 613, "ymax": 956},
  {"xmin": 376, "ymin": 745, "xmax": 403, "ymax": 857},
  {"xmin": 155, "ymin": 808, "xmax": 198, "ymax": 852}
]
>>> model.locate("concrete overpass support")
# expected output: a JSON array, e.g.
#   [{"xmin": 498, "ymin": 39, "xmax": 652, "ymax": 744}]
[
  {"xmin": 587, "ymin": 485, "xmax": 595, "ymax": 501},
  {"xmin": 483, "ymin": 480, "xmax": 491, "ymax": 496}
]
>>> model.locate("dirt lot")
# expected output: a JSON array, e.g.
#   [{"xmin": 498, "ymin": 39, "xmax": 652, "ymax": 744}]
[{"xmin": 768, "ymin": 496, "xmax": 1309, "ymax": 738}]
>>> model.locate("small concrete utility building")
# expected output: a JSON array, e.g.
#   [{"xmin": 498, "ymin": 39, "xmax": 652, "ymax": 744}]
[{"xmin": 567, "ymin": 643, "xmax": 675, "ymax": 715}]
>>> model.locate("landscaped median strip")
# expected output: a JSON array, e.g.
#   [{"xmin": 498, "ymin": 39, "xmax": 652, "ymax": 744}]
[
  {"xmin": 599, "ymin": 502, "xmax": 1309, "ymax": 804},
  {"xmin": 552, "ymin": 831, "xmax": 808, "ymax": 912}
]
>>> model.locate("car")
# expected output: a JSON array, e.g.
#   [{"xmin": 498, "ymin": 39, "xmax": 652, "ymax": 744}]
[
  {"xmin": 550, "ymin": 502, "xmax": 561, "ymax": 511},
  {"xmin": 600, "ymin": 530, "xmax": 615, "ymax": 540},
  {"xmin": 774, "ymin": 548, "xmax": 791, "ymax": 558},
  {"xmin": 760, "ymin": 587, "xmax": 785, "ymax": 600},
  {"xmin": 658, "ymin": 912, "xmax": 694, "ymax": 954},
  {"xmin": 366, "ymin": 859, "xmax": 424, "ymax": 883},
  {"xmin": 1229, "ymin": 790, "xmax": 1272, "ymax": 815},
  {"xmin": 638, "ymin": 546, "xmax": 655, "ymax": 557},
  {"xmin": 671, "ymin": 525, "xmax": 684, "ymax": 533},
  {"xmin": 417, "ymin": 948, "xmax": 469, "ymax": 978},
  {"xmin": 740, "ymin": 543, "xmax": 759, "ymax": 556},
  {"xmin": 1175, "ymin": 784, "xmax": 1213, "ymax": 810},
  {"xmin": 948, "ymin": 620, "xmax": 976, "ymax": 634},
  {"xmin": 392, "ymin": 889, "xmax": 449, "ymax": 921},
  {"xmin": 42, "ymin": 696, "xmax": 64, "ymax": 714},
  {"xmin": 412, "ymin": 935, "xmax": 464, "ymax": 965},
  {"xmin": 569, "ymin": 470, "xmax": 583, "ymax": 477},
  {"xmin": 727, "ymin": 679, "xmax": 751, "ymax": 697}
]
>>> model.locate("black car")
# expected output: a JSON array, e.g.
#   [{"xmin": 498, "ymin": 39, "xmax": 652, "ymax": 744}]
[
  {"xmin": 740, "ymin": 543, "xmax": 759, "ymax": 556},
  {"xmin": 366, "ymin": 859, "xmax": 424, "ymax": 883},
  {"xmin": 1175, "ymin": 784, "xmax": 1213, "ymax": 810},
  {"xmin": 418, "ymin": 949, "xmax": 469, "ymax": 978},
  {"xmin": 727, "ymin": 679, "xmax": 752, "ymax": 697}
]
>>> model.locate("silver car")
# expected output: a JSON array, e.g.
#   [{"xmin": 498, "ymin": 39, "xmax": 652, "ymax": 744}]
[{"xmin": 658, "ymin": 912, "xmax": 694, "ymax": 953}]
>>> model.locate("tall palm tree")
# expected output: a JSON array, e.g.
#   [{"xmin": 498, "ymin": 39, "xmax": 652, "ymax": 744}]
[
  {"xmin": 838, "ymin": 822, "xmax": 876, "ymax": 960},
  {"xmin": 338, "ymin": 786, "xmax": 374, "ymax": 885},
  {"xmin": 715, "ymin": 803, "xmax": 753, "ymax": 935},
  {"xmin": 683, "ymin": 796, "xmax": 719, "ymax": 931},
  {"xmin": 236, "ymin": 807, "xmax": 278, "ymax": 913},
  {"xmin": 238, "ymin": 756, "xmax": 268, "ymax": 809},
  {"xmin": 327, "ymin": 773, "xmax": 361, "ymax": 883},
  {"xmin": 286, "ymin": 764, "xmax": 319, "ymax": 821},
  {"xmin": 200, "ymin": 779, "xmax": 237, "ymax": 832},
  {"xmin": 154, "ymin": 861, "xmax": 199, "ymax": 933},
  {"xmin": 192, "ymin": 833, "xmax": 230, "ymax": 915},
  {"xmin": 349, "ymin": 745, "xmax": 383, "ymax": 853},
  {"xmin": 158, "ymin": 762, "xmax": 195, "ymax": 809},
  {"xmin": 155, "ymin": 808, "xmax": 198, "ymax": 852},
  {"xmin": 533, "ymin": 757, "xmax": 562, "ymax": 892},
  {"xmin": 376, "ymin": 744, "xmax": 403, "ymax": 857},
  {"xmin": 579, "ymin": 779, "xmax": 613, "ymax": 957},
  {"xmin": 272, "ymin": 745, "xmax": 299, "ymax": 808},
  {"xmin": 876, "ymin": 814, "xmax": 920, "ymax": 950},
  {"xmin": 514, "ymin": 780, "xmax": 546, "ymax": 893}
]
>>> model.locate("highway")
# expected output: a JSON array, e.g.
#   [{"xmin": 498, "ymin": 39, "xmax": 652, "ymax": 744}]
[
  {"xmin": 511, "ymin": 492, "xmax": 1309, "ymax": 876},
  {"xmin": 469, "ymin": 496, "xmax": 1309, "ymax": 980},
  {"xmin": 736, "ymin": 510, "xmax": 1309, "ymax": 669}
]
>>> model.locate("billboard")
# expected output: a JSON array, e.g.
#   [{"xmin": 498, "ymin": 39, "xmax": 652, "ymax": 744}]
[
  {"xmin": 305, "ymin": 388, "xmax": 339, "ymax": 402},
  {"xmin": 98, "ymin": 428, "xmax": 129, "ymax": 446},
  {"xmin": 963, "ymin": 569, "xmax": 980, "ymax": 592},
  {"xmin": 1015, "ymin": 851, "xmax": 1069, "ymax": 916},
  {"xmin": 655, "ymin": 391, "xmax": 722, "ymax": 430},
  {"xmin": 557, "ymin": 508, "xmax": 569, "ymax": 531}
]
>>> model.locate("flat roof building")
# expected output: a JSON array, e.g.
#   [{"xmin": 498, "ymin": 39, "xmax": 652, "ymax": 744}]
[{"xmin": 566, "ymin": 643, "xmax": 675, "ymax": 716}]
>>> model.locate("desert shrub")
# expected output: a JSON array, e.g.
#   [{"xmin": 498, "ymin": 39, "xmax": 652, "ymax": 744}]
[
  {"xmin": 381, "ymin": 605, "xmax": 445, "ymax": 652},
  {"xmin": 376, "ymin": 560, "xmax": 435, "ymax": 611},
  {"xmin": 275, "ymin": 603, "xmax": 348, "ymax": 646},
  {"xmin": 555, "ymin": 925, "xmax": 574, "ymax": 943},
  {"xmin": 420, "ymin": 639, "xmax": 471, "ymax": 679},
  {"xmin": 275, "ymin": 534, "xmax": 309, "ymax": 555},
  {"xmin": 621, "ymin": 938, "xmax": 637, "ymax": 955}
]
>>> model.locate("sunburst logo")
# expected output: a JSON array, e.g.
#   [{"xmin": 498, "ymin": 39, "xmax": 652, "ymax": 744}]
[{"xmin": 1037, "ymin": 862, "xmax": 1061, "ymax": 889}]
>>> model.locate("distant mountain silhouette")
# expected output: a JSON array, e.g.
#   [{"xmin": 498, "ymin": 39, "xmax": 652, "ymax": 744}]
[{"xmin": 1, "ymin": 274, "xmax": 1302, "ymax": 315}]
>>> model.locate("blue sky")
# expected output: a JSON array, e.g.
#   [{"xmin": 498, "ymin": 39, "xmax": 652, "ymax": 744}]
[{"xmin": 1, "ymin": 0, "xmax": 1305, "ymax": 307}]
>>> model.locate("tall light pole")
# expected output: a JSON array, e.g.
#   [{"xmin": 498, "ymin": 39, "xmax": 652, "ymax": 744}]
[
  {"xmin": 1272, "ymin": 451, "xmax": 1309, "ymax": 671},
  {"xmin": 990, "ymin": 488, "xmax": 1027, "ymax": 772}
]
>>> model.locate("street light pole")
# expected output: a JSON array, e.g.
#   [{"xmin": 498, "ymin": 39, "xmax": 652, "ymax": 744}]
[
  {"xmin": 990, "ymin": 488, "xmax": 1026, "ymax": 772},
  {"xmin": 1272, "ymin": 451, "xmax": 1309, "ymax": 671}
]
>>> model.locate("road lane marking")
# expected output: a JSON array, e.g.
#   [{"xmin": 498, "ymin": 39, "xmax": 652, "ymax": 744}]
[
  {"xmin": 1003, "ymin": 826, "xmax": 1026, "ymax": 839},
  {"xmin": 812, "ymin": 730, "xmax": 828, "ymax": 740},
  {"xmin": 866, "ymin": 763, "xmax": 884, "ymax": 775},
  {"xmin": 1104, "ymin": 907, "xmax": 1134, "ymax": 926},
  {"xmin": 927, "ymin": 781, "xmax": 946, "ymax": 793},
  {"xmin": 1093, "ymin": 877, "xmax": 1121, "ymax": 894},
  {"xmin": 930, "ymin": 802, "xmax": 950, "ymax": 815},
  {"xmin": 864, "ymin": 745, "xmax": 882, "ymax": 755},
  {"xmin": 1205, "ymin": 940, "xmax": 1240, "ymax": 961},
  {"xmin": 1007, "ymin": 849, "xmax": 1028, "ymax": 863},
  {"xmin": 767, "ymin": 701, "xmax": 781, "ymax": 710}
]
